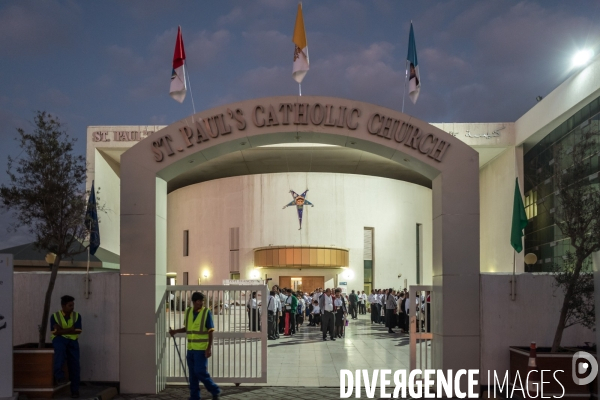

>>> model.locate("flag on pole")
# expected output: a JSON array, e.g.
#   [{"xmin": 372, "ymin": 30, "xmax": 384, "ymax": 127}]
[
  {"xmin": 292, "ymin": 3, "xmax": 309, "ymax": 83},
  {"xmin": 170, "ymin": 26, "xmax": 187, "ymax": 103},
  {"xmin": 407, "ymin": 22, "xmax": 421, "ymax": 104},
  {"xmin": 510, "ymin": 178, "xmax": 528, "ymax": 253},
  {"xmin": 85, "ymin": 181, "xmax": 100, "ymax": 256}
]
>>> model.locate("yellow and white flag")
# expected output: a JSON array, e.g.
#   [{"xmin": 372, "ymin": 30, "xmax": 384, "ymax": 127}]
[{"xmin": 292, "ymin": 3, "xmax": 309, "ymax": 83}]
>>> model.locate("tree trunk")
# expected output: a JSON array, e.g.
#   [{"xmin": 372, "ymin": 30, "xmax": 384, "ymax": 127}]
[
  {"xmin": 38, "ymin": 255, "xmax": 62, "ymax": 348},
  {"xmin": 551, "ymin": 257, "xmax": 584, "ymax": 352}
]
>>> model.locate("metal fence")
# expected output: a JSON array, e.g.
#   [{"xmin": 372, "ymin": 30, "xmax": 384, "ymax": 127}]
[
  {"xmin": 409, "ymin": 285, "xmax": 433, "ymax": 377},
  {"xmin": 163, "ymin": 285, "xmax": 268, "ymax": 385},
  {"xmin": 155, "ymin": 291, "xmax": 168, "ymax": 392}
]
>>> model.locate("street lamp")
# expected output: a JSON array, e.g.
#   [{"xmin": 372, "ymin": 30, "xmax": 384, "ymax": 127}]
[
  {"xmin": 524, "ymin": 253, "xmax": 538, "ymax": 272},
  {"xmin": 45, "ymin": 253, "xmax": 56, "ymax": 269}
]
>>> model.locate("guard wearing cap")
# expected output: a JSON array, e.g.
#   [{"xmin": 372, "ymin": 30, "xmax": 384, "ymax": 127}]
[
  {"xmin": 50, "ymin": 295, "xmax": 82, "ymax": 399},
  {"xmin": 170, "ymin": 291, "xmax": 220, "ymax": 400}
]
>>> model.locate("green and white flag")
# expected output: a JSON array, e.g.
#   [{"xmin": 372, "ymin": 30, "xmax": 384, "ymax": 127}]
[
  {"xmin": 510, "ymin": 178, "xmax": 528, "ymax": 253},
  {"xmin": 407, "ymin": 22, "xmax": 421, "ymax": 104}
]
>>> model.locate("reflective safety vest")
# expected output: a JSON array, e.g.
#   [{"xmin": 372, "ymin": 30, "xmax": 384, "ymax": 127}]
[
  {"xmin": 51, "ymin": 311, "xmax": 79, "ymax": 340},
  {"xmin": 185, "ymin": 307, "xmax": 210, "ymax": 351}
]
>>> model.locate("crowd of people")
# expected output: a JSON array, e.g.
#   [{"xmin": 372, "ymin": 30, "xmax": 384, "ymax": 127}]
[{"xmin": 248, "ymin": 285, "xmax": 431, "ymax": 341}]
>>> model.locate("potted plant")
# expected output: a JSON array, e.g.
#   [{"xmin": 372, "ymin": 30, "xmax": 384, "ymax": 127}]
[
  {"xmin": 1, "ymin": 112, "xmax": 98, "ymax": 397},
  {"xmin": 510, "ymin": 129, "xmax": 599, "ymax": 398}
]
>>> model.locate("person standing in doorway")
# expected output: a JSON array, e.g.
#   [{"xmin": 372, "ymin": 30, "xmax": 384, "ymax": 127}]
[
  {"xmin": 318, "ymin": 288, "xmax": 335, "ymax": 341},
  {"xmin": 50, "ymin": 295, "xmax": 82, "ymax": 399},
  {"xmin": 348, "ymin": 290, "xmax": 358, "ymax": 320},
  {"xmin": 170, "ymin": 292, "xmax": 221, "ymax": 400}
]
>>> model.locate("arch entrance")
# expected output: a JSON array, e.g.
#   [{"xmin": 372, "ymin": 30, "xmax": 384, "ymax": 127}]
[{"xmin": 119, "ymin": 96, "xmax": 480, "ymax": 393}]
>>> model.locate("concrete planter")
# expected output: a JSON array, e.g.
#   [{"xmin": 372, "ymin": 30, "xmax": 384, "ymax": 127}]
[
  {"xmin": 509, "ymin": 346, "xmax": 593, "ymax": 399},
  {"xmin": 14, "ymin": 343, "xmax": 69, "ymax": 398}
]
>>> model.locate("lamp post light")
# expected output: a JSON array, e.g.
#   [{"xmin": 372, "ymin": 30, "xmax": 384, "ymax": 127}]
[
  {"xmin": 45, "ymin": 253, "xmax": 56, "ymax": 269},
  {"xmin": 524, "ymin": 253, "xmax": 538, "ymax": 272}
]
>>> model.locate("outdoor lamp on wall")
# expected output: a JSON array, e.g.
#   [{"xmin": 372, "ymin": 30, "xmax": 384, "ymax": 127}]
[
  {"xmin": 342, "ymin": 269, "xmax": 354, "ymax": 280},
  {"xmin": 524, "ymin": 253, "xmax": 538, "ymax": 269},
  {"xmin": 45, "ymin": 252, "xmax": 56, "ymax": 268},
  {"xmin": 572, "ymin": 49, "xmax": 594, "ymax": 68}
]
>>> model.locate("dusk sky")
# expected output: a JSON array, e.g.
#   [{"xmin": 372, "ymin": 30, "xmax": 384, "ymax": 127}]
[{"xmin": 1, "ymin": 0, "xmax": 600, "ymax": 249}]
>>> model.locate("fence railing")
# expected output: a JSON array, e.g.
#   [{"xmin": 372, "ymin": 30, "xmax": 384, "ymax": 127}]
[
  {"xmin": 409, "ymin": 285, "xmax": 433, "ymax": 377},
  {"xmin": 155, "ymin": 290, "xmax": 168, "ymax": 393},
  {"xmin": 164, "ymin": 285, "xmax": 268, "ymax": 384}
]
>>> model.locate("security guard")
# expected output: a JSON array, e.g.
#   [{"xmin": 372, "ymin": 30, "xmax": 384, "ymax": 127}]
[
  {"xmin": 170, "ymin": 292, "xmax": 221, "ymax": 400},
  {"xmin": 50, "ymin": 295, "xmax": 82, "ymax": 399}
]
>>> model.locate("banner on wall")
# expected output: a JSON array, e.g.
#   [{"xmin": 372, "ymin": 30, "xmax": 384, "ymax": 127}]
[{"xmin": 0, "ymin": 254, "xmax": 13, "ymax": 398}]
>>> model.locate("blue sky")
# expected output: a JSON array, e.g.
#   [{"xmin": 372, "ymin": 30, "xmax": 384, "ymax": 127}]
[{"xmin": 1, "ymin": 0, "xmax": 600, "ymax": 249}]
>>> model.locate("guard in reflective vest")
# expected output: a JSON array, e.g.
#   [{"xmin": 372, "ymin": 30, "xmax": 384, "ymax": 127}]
[
  {"xmin": 50, "ymin": 295, "xmax": 82, "ymax": 399},
  {"xmin": 170, "ymin": 291, "xmax": 221, "ymax": 400}
]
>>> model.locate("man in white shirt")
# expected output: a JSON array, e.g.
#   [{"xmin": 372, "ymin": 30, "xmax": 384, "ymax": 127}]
[
  {"xmin": 274, "ymin": 292, "xmax": 281, "ymax": 339},
  {"xmin": 246, "ymin": 291, "xmax": 259, "ymax": 332},
  {"xmin": 297, "ymin": 294, "xmax": 305, "ymax": 329},
  {"xmin": 359, "ymin": 291, "xmax": 367, "ymax": 314},
  {"xmin": 278, "ymin": 288, "xmax": 288, "ymax": 335},
  {"xmin": 368, "ymin": 290, "xmax": 377, "ymax": 323},
  {"xmin": 312, "ymin": 288, "xmax": 321, "ymax": 303},
  {"xmin": 318, "ymin": 288, "xmax": 335, "ymax": 341},
  {"xmin": 267, "ymin": 291, "xmax": 277, "ymax": 340}
]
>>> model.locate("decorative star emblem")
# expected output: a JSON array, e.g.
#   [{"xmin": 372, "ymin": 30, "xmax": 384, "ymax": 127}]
[{"xmin": 283, "ymin": 189, "xmax": 314, "ymax": 230}]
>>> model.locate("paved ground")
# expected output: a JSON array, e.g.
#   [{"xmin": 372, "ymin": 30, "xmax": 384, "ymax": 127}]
[
  {"xmin": 115, "ymin": 385, "xmax": 414, "ymax": 399},
  {"xmin": 264, "ymin": 313, "xmax": 413, "ymax": 386}
]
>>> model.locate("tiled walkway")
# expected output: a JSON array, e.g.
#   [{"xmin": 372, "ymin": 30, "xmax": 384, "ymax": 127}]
[{"xmin": 265, "ymin": 314, "xmax": 411, "ymax": 386}]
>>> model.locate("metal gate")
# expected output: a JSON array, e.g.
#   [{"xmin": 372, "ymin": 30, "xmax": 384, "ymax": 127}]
[
  {"xmin": 409, "ymin": 285, "xmax": 433, "ymax": 376},
  {"xmin": 161, "ymin": 285, "xmax": 268, "ymax": 385}
]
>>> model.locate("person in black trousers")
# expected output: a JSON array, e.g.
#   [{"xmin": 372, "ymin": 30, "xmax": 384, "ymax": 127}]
[{"xmin": 348, "ymin": 290, "xmax": 358, "ymax": 319}]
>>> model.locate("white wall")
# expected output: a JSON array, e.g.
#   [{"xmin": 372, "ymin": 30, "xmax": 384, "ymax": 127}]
[
  {"xmin": 516, "ymin": 54, "xmax": 600, "ymax": 146},
  {"xmin": 479, "ymin": 147, "xmax": 524, "ymax": 273},
  {"xmin": 480, "ymin": 273, "xmax": 594, "ymax": 383},
  {"xmin": 13, "ymin": 271, "xmax": 119, "ymax": 382},
  {"xmin": 95, "ymin": 149, "xmax": 121, "ymax": 257},
  {"xmin": 167, "ymin": 173, "xmax": 432, "ymax": 290}
]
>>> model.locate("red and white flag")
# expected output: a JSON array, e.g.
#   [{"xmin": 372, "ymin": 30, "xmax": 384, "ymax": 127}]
[{"xmin": 170, "ymin": 26, "xmax": 187, "ymax": 103}]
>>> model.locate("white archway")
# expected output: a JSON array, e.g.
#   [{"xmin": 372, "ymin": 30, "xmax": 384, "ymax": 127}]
[{"xmin": 119, "ymin": 96, "xmax": 480, "ymax": 393}]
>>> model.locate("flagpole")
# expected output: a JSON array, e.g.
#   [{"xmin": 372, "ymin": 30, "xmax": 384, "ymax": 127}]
[
  {"xmin": 184, "ymin": 61, "xmax": 197, "ymax": 115},
  {"xmin": 401, "ymin": 59, "xmax": 409, "ymax": 113},
  {"xmin": 85, "ymin": 246, "xmax": 90, "ymax": 299},
  {"xmin": 511, "ymin": 251, "xmax": 516, "ymax": 301}
]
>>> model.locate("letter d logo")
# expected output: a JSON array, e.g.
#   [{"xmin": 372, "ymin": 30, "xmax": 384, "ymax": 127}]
[{"xmin": 572, "ymin": 351, "xmax": 598, "ymax": 385}]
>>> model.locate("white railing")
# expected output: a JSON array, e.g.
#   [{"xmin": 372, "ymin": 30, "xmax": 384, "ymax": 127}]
[
  {"xmin": 164, "ymin": 285, "xmax": 268, "ymax": 384},
  {"xmin": 409, "ymin": 285, "xmax": 433, "ymax": 377},
  {"xmin": 155, "ymin": 291, "xmax": 168, "ymax": 393}
]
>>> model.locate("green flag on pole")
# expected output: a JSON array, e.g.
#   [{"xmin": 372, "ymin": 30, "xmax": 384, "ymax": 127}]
[{"xmin": 510, "ymin": 178, "xmax": 528, "ymax": 253}]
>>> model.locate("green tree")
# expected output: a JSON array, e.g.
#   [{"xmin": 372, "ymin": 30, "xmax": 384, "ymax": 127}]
[
  {"xmin": 0, "ymin": 111, "xmax": 93, "ymax": 348},
  {"xmin": 550, "ymin": 129, "xmax": 600, "ymax": 352}
]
